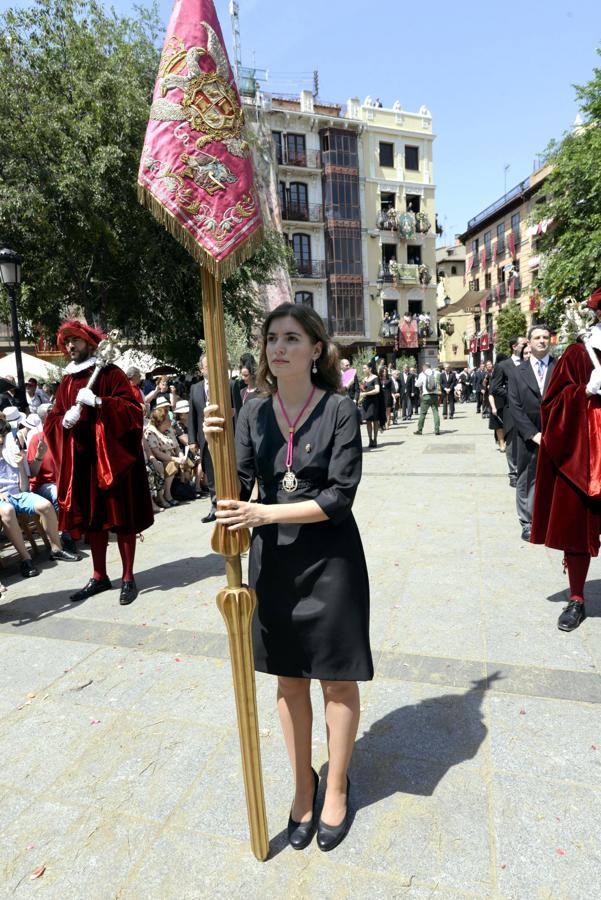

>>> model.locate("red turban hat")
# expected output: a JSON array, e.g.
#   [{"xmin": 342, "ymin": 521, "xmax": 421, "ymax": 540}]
[
  {"xmin": 586, "ymin": 287, "xmax": 601, "ymax": 311},
  {"xmin": 57, "ymin": 320, "xmax": 106, "ymax": 354}
]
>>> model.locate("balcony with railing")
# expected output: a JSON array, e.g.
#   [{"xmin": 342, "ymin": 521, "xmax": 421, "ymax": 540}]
[
  {"xmin": 378, "ymin": 262, "xmax": 423, "ymax": 285},
  {"xmin": 329, "ymin": 316, "xmax": 364, "ymax": 336},
  {"xmin": 292, "ymin": 259, "xmax": 326, "ymax": 279},
  {"xmin": 281, "ymin": 202, "xmax": 323, "ymax": 224},
  {"xmin": 276, "ymin": 149, "xmax": 321, "ymax": 169}
]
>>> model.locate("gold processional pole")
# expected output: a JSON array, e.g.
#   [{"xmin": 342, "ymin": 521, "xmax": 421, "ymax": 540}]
[{"xmin": 200, "ymin": 266, "xmax": 269, "ymax": 861}]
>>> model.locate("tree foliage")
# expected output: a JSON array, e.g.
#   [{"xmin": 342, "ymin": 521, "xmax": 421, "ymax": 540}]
[
  {"xmin": 495, "ymin": 301, "xmax": 528, "ymax": 357},
  {"xmin": 0, "ymin": 0, "xmax": 289, "ymax": 370},
  {"xmin": 536, "ymin": 49, "xmax": 601, "ymax": 306}
]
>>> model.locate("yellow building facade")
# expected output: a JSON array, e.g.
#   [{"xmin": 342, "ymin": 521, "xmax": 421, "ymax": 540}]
[{"xmin": 355, "ymin": 100, "xmax": 439, "ymax": 363}]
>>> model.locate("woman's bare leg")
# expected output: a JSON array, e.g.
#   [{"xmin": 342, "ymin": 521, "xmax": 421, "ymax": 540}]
[
  {"xmin": 277, "ymin": 676, "xmax": 314, "ymax": 822},
  {"xmin": 320, "ymin": 680, "xmax": 360, "ymax": 826}
]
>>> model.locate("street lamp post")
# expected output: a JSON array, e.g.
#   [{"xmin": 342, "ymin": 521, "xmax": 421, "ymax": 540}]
[{"xmin": 0, "ymin": 247, "xmax": 25, "ymax": 391}]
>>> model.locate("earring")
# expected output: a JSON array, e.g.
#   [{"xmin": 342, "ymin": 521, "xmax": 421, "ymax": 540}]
[{"xmin": 312, "ymin": 361, "xmax": 318, "ymax": 374}]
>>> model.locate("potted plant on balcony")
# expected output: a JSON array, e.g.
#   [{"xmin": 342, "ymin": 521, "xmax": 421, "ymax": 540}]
[
  {"xmin": 418, "ymin": 313, "xmax": 433, "ymax": 339},
  {"xmin": 415, "ymin": 212, "xmax": 431, "ymax": 234},
  {"xmin": 418, "ymin": 264, "xmax": 432, "ymax": 285}
]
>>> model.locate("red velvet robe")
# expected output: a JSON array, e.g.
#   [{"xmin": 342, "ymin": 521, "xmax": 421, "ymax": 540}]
[
  {"xmin": 45, "ymin": 363, "xmax": 154, "ymax": 538},
  {"xmin": 531, "ymin": 342, "xmax": 601, "ymax": 556}
]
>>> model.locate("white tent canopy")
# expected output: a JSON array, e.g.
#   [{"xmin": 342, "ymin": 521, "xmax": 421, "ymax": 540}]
[
  {"xmin": 0, "ymin": 352, "xmax": 60, "ymax": 382},
  {"xmin": 115, "ymin": 348, "xmax": 163, "ymax": 375}
]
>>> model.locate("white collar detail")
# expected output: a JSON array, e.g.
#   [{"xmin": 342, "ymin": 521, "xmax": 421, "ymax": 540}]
[
  {"xmin": 588, "ymin": 324, "xmax": 601, "ymax": 352},
  {"xmin": 65, "ymin": 356, "xmax": 97, "ymax": 374}
]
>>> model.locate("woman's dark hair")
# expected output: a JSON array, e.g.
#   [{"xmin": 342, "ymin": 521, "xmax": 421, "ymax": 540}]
[
  {"xmin": 239, "ymin": 354, "xmax": 257, "ymax": 379},
  {"xmin": 379, "ymin": 364, "xmax": 389, "ymax": 379},
  {"xmin": 519, "ymin": 342, "xmax": 530, "ymax": 360},
  {"xmin": 257, "ymin": 303, "xmax": 341, "ymax": 394},
  {"xmin": 363, "ymin": 361, "xmax": 378, "ymax": 376}
]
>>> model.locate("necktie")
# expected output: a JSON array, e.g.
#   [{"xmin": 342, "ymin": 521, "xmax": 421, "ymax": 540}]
[{"xmin": 536, "ymin": 360, "xmax": 545, "ymax": 380}]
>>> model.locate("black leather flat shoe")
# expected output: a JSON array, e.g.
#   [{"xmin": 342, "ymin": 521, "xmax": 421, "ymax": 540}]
[
  {"xmin": 287, "ymin": 768, "xmax": 319, "ymax": 850},
  {"xmin": 557, "ymin": 599, "xmax": 586, "ymax": 632},
  {"xmin": 119, "ymin": 580, "xmax": 138, "ymax": 606},
  {"xmin": 70, "ymin": 576, "xmax": 111, "ymax": 602},
  {"xmin": 317, "ymin": 776, "xmax": 351, "ymax": 852}
]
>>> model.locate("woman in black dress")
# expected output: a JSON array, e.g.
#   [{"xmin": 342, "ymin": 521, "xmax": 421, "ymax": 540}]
[
  {"xmin": 486, "ymin": 355, "xmax": 506, "ymax": 451},
  {"xmin": 360, "ymin": 361, "xmax": 381, "ymax": 448},
  {"xmin": 379, "ymin": 364, "xmax": 394, "ymax": 430},
  {"xmin": 204, "ymin": 303, "xmax": 372, "ymax": 853}
]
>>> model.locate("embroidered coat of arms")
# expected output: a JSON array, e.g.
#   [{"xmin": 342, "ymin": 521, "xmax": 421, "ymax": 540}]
[{"xmin": 137, "ymin": 0, "xmax": 263, "ymax": 277}]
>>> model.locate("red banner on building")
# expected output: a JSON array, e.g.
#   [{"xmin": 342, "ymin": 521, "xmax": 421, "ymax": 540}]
[
  {"xmin": 481, "ymin": 248, "xmax": 487, "ymax": 271},
  {"xmin": 469, "ymin": 336, "xmax": 478, "ymax": 354},
  {"xmin": 495, "ymin": 283, "xmax": 501, "ymax": 302},
  {"xmin": 508, "ymin": 232, "xmax": 516, "ymax": 258},
  {"xmin": 509, "ymin": 277, "xmax": 515, "ymax": 299},
  {"xmin": 396, "ymin": 319, "xmax": 418, "ymax": 349},
  {"xmin": 480, "ymin": 333, "xmax": 490, "ymax": 351}
]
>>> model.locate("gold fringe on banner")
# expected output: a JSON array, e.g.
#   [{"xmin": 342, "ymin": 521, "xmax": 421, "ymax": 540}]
[{"xmin": 137, "ymin": 183, "xmax": 264, "ymax": 282}]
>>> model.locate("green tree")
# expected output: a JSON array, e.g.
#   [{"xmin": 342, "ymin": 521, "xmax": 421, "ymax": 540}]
[
  {"xmin": 495, "ymin": 301, "xmax": 528, "ymax": 357},
  {"xmin": 0, "ymin": 0, "xmax": 289, "ymax": 370},
  {"xmin": 536, "ymin": 49, "xmax": 601, "ymax": 306}
]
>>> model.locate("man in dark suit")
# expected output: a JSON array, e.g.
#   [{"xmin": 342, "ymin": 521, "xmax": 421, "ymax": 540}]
[
  {"xmin": 490, "ymin": 336, "xmax": 527, "ymax": 487},
  {"xmin": 398, "ymin": 366, "xmax": 415, "ymax": 420},
  {"xmin": 188, "ymin": 355, "xmax": 216, "ymax": 523},
  {"xmin": 472, "ymin": 364, "xmax": 486, "ymax": 412},
  {"xmin": 440, "ymin": 365, "xmax": 457, "ymax": 419},
  {"xmin": 508, "ymin": 325, "xmax": 555, "ymax": 541}
]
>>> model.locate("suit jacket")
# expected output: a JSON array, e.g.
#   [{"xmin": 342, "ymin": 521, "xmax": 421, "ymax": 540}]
[
  {"xmin": 441, "ymin": 372, "xmax": 457, "ymax": 391},
  {"xmin": 472, "ymin": 370, "xmax": 485, "ymax": 391},
  {"xmin": 490, "ymin": 357, "xmax": 520, "ymax": 428},
  {"xmin": 188, "ymin": 379, "xmax": 210, "ymax": 453},
  {"xmin": 399, "ymin": 373, "xmax": 415, "ymax": 397},
  {"xmin": 508, "ymin": 358, "xmax": 556, "ymax": 443}
]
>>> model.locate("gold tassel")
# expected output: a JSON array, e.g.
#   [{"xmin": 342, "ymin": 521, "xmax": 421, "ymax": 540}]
[{"xmin": 137, "ymin": 184, "xmax": 265, "ymax": 280}]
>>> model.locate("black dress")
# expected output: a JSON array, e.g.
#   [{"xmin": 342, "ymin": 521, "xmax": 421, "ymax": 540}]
[
  {"xmin": 360, "ymin": 376, "xmax": 380, "ymax": 422},
  {"xmin": 236, "ymin": 392, "xmax": 373, "ymax": 682}
]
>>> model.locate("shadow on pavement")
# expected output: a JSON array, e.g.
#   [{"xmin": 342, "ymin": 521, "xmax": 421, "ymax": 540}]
[
  {"xmin": 347, "ymin": 674, "xmax": 502, "ymax": 813},
  {"xmin": 0, "ymin": 555, "xmax": 225, "ymax": 626},
  {"xmin": 546, "ymin": 579, "xmax": 601, "ymax": 617}
]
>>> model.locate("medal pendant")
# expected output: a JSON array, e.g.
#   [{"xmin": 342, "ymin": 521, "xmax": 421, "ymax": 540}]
[{"xmin": 282, "ymin": 469, "xmax": 298, "ymax": 493}]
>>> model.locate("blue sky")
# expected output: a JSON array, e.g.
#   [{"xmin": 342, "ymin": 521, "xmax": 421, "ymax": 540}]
[{"xmin": 3, "ymin": 0, "xmax": 601, "ymax": 241}]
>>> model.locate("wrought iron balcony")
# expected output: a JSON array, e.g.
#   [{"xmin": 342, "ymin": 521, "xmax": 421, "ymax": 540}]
[
  {"xmin": 281, "ymin": 202, "xmax": 323, "ymax": 223},
  {"xmin": 293, "ymin": 259, "xmax": 326, "ymax": 278},
  {"xmin": 277, "ymin": 149, "xmax": 321, "ymax": 169}
]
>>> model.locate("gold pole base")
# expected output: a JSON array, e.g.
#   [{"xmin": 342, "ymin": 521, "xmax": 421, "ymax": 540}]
[{"xmin": 217, "ymin": 584, "xmax": 269, "ymax": 862}]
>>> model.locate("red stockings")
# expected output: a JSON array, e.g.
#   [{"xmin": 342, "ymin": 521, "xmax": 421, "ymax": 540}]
[
  {"xmin": 88, "ymin": 531, "xmax": 136, "ymax": 582},
  {"xmin": 564, "ymin": 553, "xmax": 591, "ymax": 603}
]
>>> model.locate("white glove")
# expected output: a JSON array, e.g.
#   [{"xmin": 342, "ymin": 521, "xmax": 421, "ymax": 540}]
[
  {"xmin": 586, "ymin": 369, "xmax": 601, "ymax": 395},
  {"xmin": 63, "ymin": 405, "xmax": 81, "ymax": 429},
  {"xmin": 76, "ymin": 387, "xmax": 97, "ymax": 407}
]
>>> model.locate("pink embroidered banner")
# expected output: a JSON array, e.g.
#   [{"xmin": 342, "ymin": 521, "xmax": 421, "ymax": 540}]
[
  {"xmin": 137, "ymin": 0, "xmax": 263, "ymax": 279},
  {"xmin": 481, "ymin": 248, "xmax": 487, "ymax": 271}
]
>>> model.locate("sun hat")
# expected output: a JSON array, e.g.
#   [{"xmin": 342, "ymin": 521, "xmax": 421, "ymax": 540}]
[
  {"xmin": 155, "ymin": 396, "xmax": 171, "ymax": 408},
  {"xmin": 3, "ymin": 406, "xmax": 26, "ymax": 425},
  {"xmin": 174, "ymin": 400, "xmax": 189, "ymax": 414},
  {"xmin": 24, "ymin": 413, "xmax": 42, "ymax": 430}
]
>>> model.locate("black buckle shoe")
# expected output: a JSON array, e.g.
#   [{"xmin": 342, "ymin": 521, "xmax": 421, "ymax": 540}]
[
  {"xmin": 70, "ymin": 577, "xmax": 112, "ymax": 602},
  {"xmin": 287, "ymin": 768, "xmax": 319, "ymax": 850},
  {"xmin": 316, "ymin": 776, "xmax": 351, "ymax": 852},
  {"xmin": 557, "ymin": 600, "xmax": 586, "ymax": 632},
  {"xmin": 119, "ymin": 580, "xmax": 138, "ymax": 606},
  {"xmin": 49, "ymin": 548, "xmax": 82, "ymax": 562},
  {"xmin": 19, "ymin": 559, "xmax": 40, "ymax": 578}
]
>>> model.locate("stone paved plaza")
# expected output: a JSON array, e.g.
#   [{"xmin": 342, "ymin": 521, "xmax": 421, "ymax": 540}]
[{"xmin": 0, "ymin": 405, "xmax": 600, "ymax": 899}]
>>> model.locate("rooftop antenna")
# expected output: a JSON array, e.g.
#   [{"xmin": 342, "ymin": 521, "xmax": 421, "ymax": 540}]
[
  {"xmin": 229, "ymin": 0, "xmax": 242, "ymax": 85},
  {"xmin": 313, "ymin": 69, "xmax": 319, "ymax": 98},
  {"xmin": 504, "ymin": 163, "xmax": 510, "ymax": 195}
]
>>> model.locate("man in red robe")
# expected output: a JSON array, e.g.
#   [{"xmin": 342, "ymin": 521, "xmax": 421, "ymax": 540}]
[
  {"xmin": 45, "ymin": 321, "xmax": 154, "ymax": 605},
  {"xmin": 531, "ymin": 287, "xmax": 601, "ymax": 631}
]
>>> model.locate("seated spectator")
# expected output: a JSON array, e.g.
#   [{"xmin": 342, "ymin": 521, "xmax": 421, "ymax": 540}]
[
  {"xmin": 23, "ymin": 413, "xmax": 42, "ymax": 449},
  {"xmin": 144, "ymin": 407, "xmax": 184, "ymax": 507},
  {"xmin": 0, "ymin": 412, "xmax": 81, "ymax": 580},
  {"xmin": 173, "ymin": 400, "xmax": 204, "ymax": 498},
  {"xmin": 26, "ymin": 405, "xmax": 78, "ymax": 554},
  {"xmin": 25, "ymin": 378, "xmax": 50, "ymax": 413}
]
